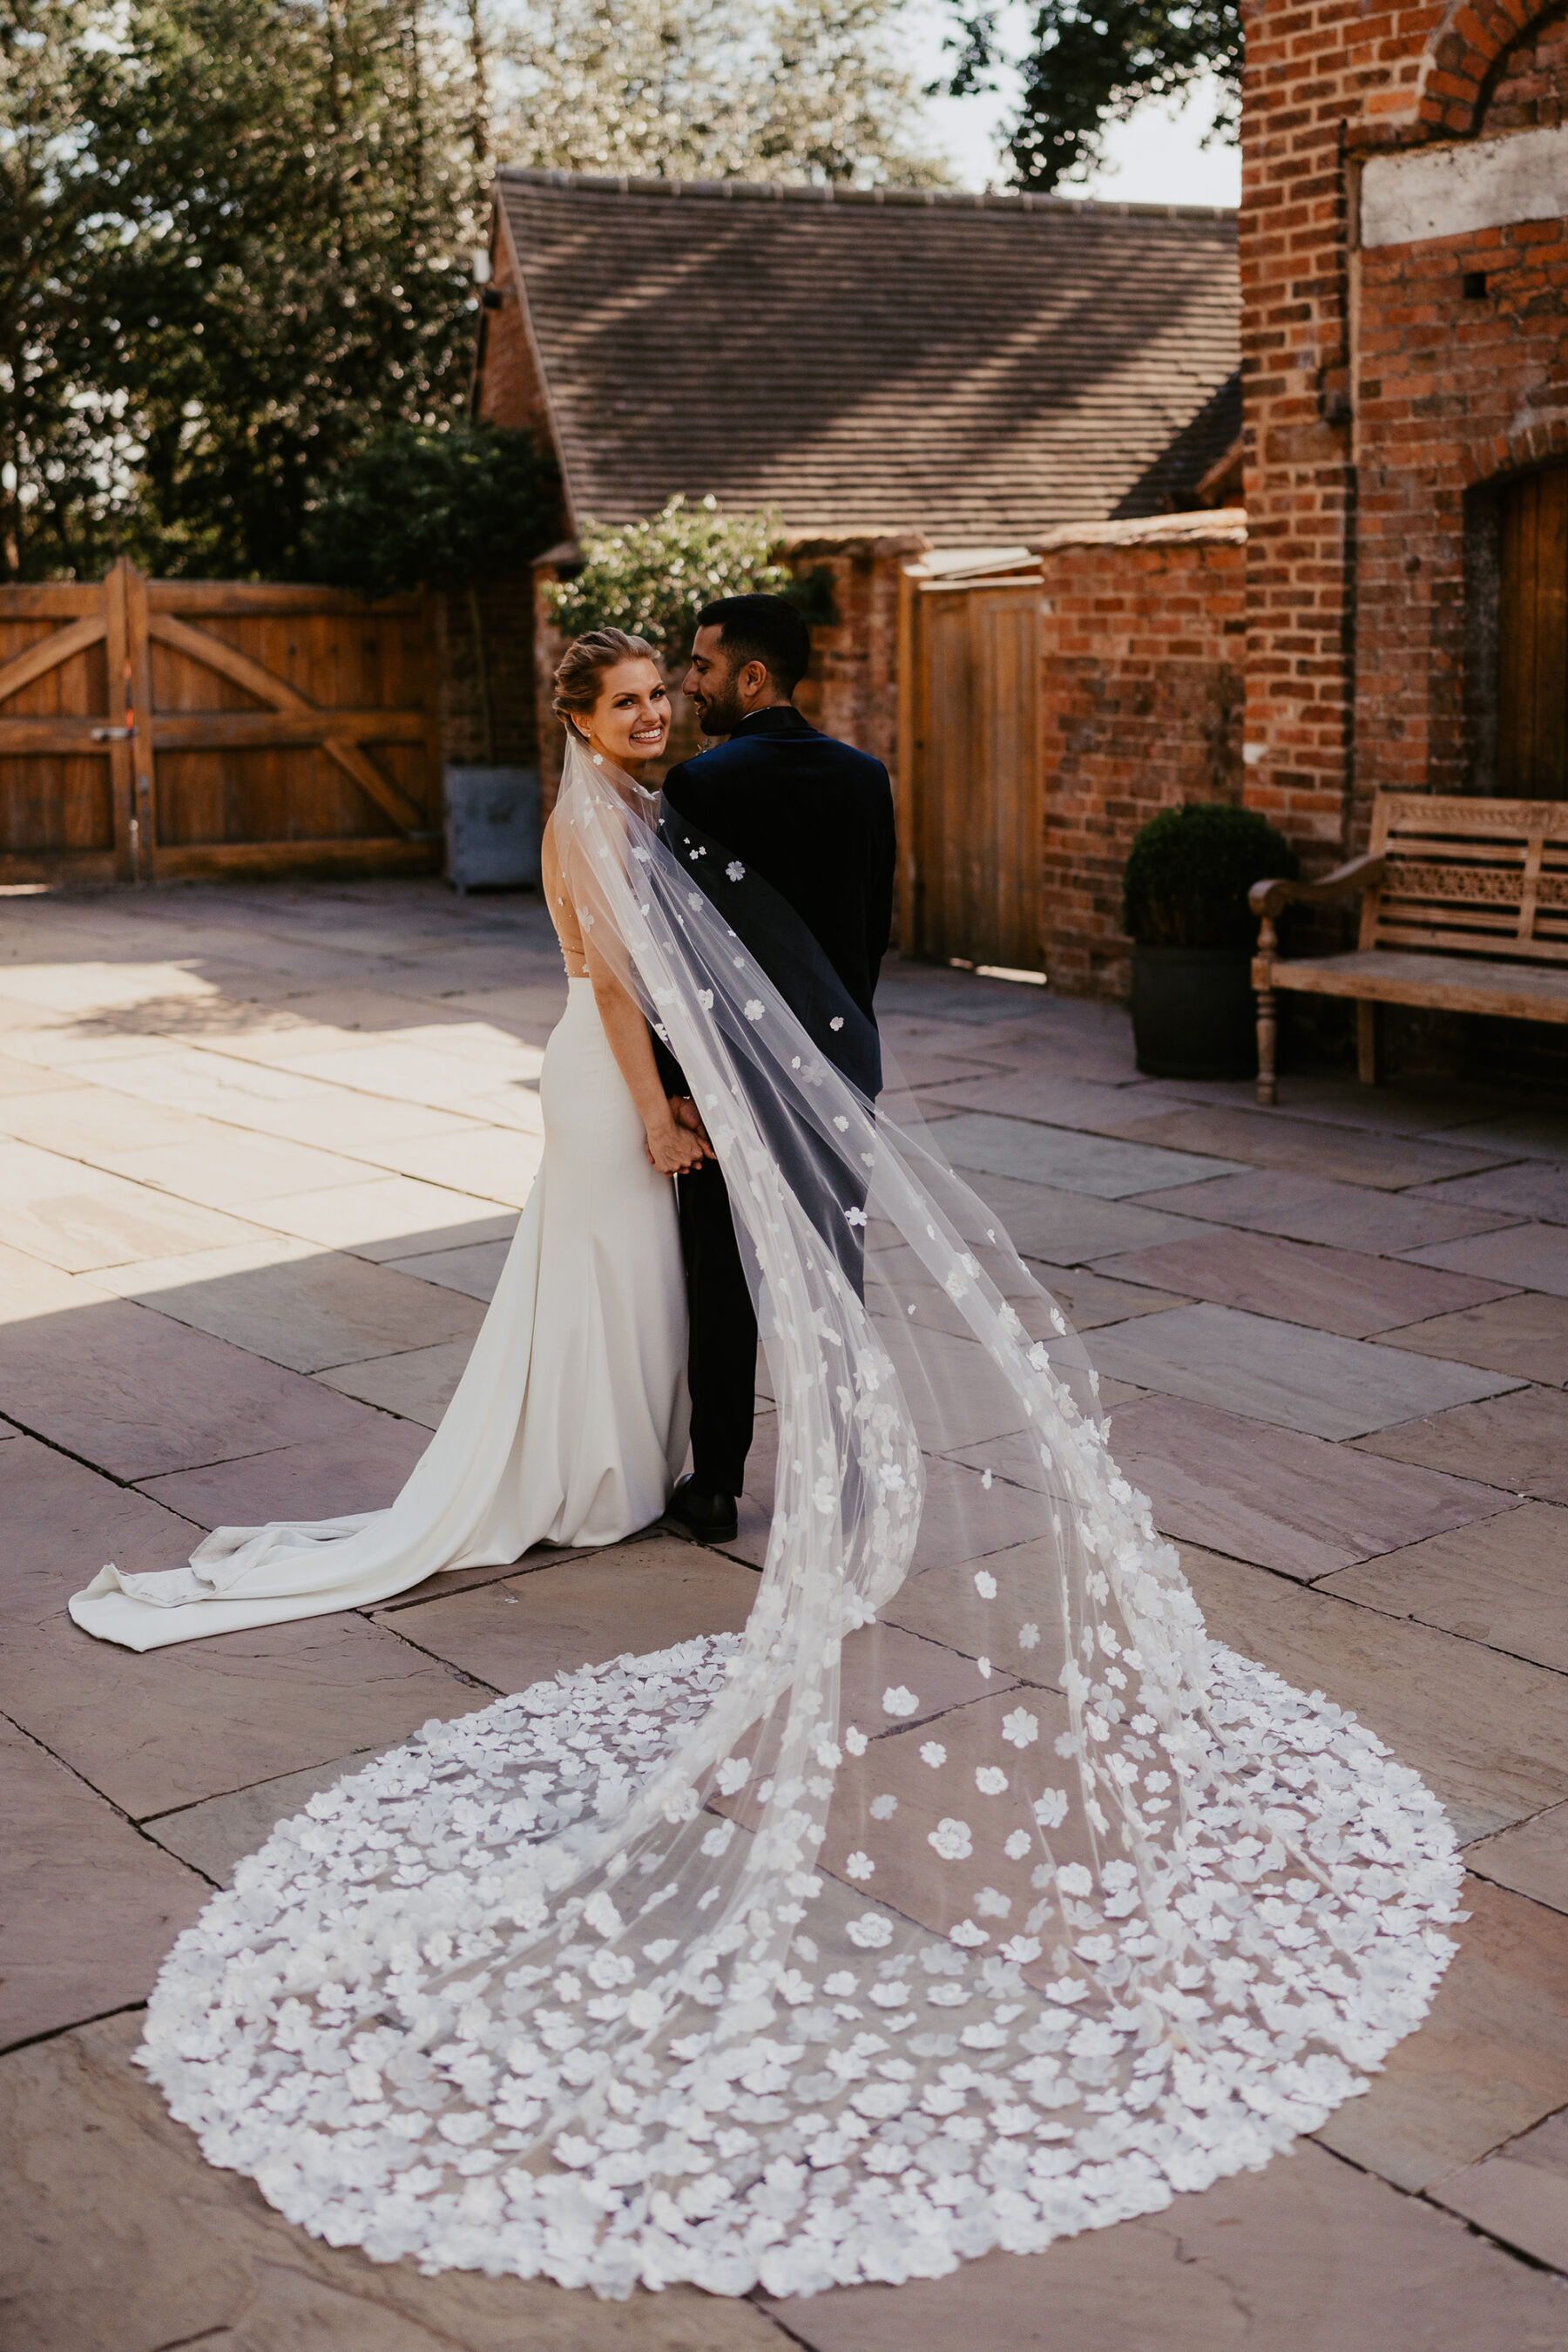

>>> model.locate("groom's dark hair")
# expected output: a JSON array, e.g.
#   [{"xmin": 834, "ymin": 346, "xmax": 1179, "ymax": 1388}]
[{"xmin": 695, "ymin": 594, "xmax": 811, "ymax": 697}]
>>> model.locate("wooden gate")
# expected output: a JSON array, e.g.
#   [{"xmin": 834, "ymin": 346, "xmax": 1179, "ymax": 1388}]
[
  {"xmin": 0, "ymin": 558, "xmax": 442, "ymax": 884},
  {"xmin": 900, "ymin": 565, "xmax": 1044, "ymax": 971}
]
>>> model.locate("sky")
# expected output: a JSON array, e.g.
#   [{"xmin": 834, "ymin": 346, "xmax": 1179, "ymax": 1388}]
[{"xmin": 906, "ymin": 1, "xmax": 1241, "ymax": 207}]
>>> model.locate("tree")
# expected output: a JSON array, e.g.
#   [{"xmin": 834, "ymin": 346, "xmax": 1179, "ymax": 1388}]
[
  {"xmin": 68, "ymin": 0, "xmax": 486, "ymax": 578},
  {"xmin": 498, "ymin": 0, "xmax": 950, "ymax": 187},
  {"xmin": 947, "ymin": 0, "xmax": 1240, "ymax": 190},
  {"xmin": 0, "ymin": 3, "xmax": 125, "ymax": 578},
  {"xmin": 305, "ymin": 419, "xmax": 561, "ymax": 758}
]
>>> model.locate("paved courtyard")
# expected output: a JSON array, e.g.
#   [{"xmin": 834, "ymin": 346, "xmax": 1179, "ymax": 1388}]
[{"xmin": 3, "ymin": 876, "xmax": 1567, "ymax": 2351}]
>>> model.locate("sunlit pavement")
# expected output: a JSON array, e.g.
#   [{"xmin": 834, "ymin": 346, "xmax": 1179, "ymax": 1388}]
[{"xmin": 3, "ymin": 877, "xmax": 1566, "ymax": 2349}]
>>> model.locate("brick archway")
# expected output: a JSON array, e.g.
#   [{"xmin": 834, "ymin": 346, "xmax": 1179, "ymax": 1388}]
[
  {"xmin": 1462, "ymin": 413, "xmax": 1568, "ymax": 490},
  {"xmin": 1417, "ymin": 0, "xmax": 1567, "ymax": 137}
]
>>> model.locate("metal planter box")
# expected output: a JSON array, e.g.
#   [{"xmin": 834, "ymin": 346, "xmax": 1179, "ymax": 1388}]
[{"xmin": 444, "ymin": 764, "xmax": 541, "ymax": 893}]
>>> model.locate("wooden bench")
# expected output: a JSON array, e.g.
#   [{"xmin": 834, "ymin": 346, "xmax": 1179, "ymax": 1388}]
[{"xmin": 1248, "ymin": 793, "xmax": 1568, "ymax": 1106}]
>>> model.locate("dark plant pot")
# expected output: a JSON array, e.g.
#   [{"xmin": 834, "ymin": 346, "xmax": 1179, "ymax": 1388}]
[{"xmin": 1131, "ymin": 943, "xmax": 1257, "ymax": 1080}]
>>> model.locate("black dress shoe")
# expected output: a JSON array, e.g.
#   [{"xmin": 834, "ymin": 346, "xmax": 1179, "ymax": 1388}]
[{"xmin": 660, "ymin": 1476, "xmax": 739, "ymax": 1544}]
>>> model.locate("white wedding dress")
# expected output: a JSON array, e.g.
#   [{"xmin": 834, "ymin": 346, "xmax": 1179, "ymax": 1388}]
[{"xmin": 70, "ymin": 975, "xmax": 689, "ymax": 1651}]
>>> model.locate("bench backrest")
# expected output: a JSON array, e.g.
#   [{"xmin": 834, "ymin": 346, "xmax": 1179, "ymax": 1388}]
[{"xmin": 1363, "ymin": 794, "xmax": 1568, "ymax": 963}]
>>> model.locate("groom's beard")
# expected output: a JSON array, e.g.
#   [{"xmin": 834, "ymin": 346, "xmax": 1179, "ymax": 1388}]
[{"xmin": 692, "ymin": 677, "xmax": 747, "ymax": 739}]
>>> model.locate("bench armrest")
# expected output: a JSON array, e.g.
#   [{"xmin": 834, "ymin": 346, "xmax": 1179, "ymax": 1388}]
[{"xmin": 1249, "ymin": 854, "xmax": 1386, "ymax": 923}]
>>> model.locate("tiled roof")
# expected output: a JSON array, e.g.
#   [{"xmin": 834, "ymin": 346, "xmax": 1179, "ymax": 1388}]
[{"xmin": 494, "ymin": 171, "xmax": 1240, "ymax": 548}]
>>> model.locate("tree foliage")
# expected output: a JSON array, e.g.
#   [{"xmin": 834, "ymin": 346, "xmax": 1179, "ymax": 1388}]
[
  {"xmin": 948, "ymin": 0, "xmax": 1240, "ymax": 190},
  {"xmin": 501, "ymin": 0, "xmax": 949, "ymax": 187},
  {"xmin": 303, "ymin": 421, "xmax": 559, "ymax": 598},
  {"xmin": 546, "ymin": 496, "xmax": 799, "ymax": 667}
]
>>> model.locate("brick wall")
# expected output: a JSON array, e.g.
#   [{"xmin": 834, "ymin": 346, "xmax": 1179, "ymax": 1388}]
[
  {"xmin": 437, "ymin": 578, "xmax": 539, "ymax": 772},
  {"xmin": 1037, "ymin": 513, "xmax": 1247, "ymax": 998},
  {"xmin": 1240, "ymin": 0, "xmax": 1568, "ymax": 870}
]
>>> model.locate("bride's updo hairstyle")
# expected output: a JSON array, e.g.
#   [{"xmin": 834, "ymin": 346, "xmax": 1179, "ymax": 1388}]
[{"xmin": 551, "ymin": 628, "xmax": 659, "ymax": 740}]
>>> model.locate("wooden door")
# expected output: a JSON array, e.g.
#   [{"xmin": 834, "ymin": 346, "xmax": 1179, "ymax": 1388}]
[
  {"xmin": 1499, "ymin": 464, "xmax": 1568, "ymax": 798},
  {"xmin": 905, "ymin": 577, "xmax": 1044, "ymax": 970}
]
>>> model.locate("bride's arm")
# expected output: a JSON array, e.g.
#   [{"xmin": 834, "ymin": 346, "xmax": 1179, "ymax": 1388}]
[
  {"xmin": 586, "ymin": 947, "xmax": 708, "ymax": 1175},
  {"xmin": 541, "ymin": 827, "xmax": 706, "ymax": 1178}
]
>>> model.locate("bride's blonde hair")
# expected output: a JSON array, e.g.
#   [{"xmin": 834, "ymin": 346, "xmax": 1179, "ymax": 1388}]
[{"xmin": 551, "ymin": 629, "xmax": 660, "ymax": 739}]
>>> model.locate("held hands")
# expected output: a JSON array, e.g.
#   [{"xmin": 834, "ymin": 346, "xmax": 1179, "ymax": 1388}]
[{"xmin": 645, "ymin": 1096, "xmax": 716, "ymax": 1177}]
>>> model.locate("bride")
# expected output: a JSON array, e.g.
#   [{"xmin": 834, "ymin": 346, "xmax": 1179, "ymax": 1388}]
[
  {"xmin": 71, "ymin": 633, "xmax": 706, "ymax": 1649},
  {"xmin": 78, "ymin": 630, "xmax": 1464, "ymax": 2301}
]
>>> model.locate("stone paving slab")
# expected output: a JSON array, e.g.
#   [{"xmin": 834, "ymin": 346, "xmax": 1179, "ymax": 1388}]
[
  {"xmin": 92, "ymin": 1237, "xmax": 485, "ymax": 1374},
  {"xmin": 1318, "ymin": 1500, "xmax": 1568, "ymax": 1672},
  {"xmin": 957, "ymin": 1171, "xmax": 1220, "ymax": 1267},
  {"xmin": 0, "ymin": 1278, "xmax": 399, "ymax": 1482},
  {"xmin": 1178, "ymin": 1544, "xmax": 1568, "ymax": 1841},
  {"xmin": 1092, "ymin": 1227, "xmax": 1514, "ymax": 1337},
  {"xmin": 1103, "ymin": 1102, "xmax": 1511, "ymax": 1190},
  {"xmin": 881, "ymin": 1543, "xmax": 1065, "ymax": 1685},
  {"xmin": 1356, "ymin": 1384, "xmax": 1568, "ymax": 1501},
  {"xmin": 1106, "ymin": 1395, "xmax": 1515, "ymax": 1578},
  {"xmin": 1086, "ymin": 1301, "xmax": 1519, "ymax": 1440},
  {"xmin": 1139, "ymin": 1166, "xmax": 1517, "ymax": 1255},
  {"xmin": 375, "ymin": 1539, "xmax": 758, "ymax": 1692},
  {"xmin": 1314, "ymin": 1876, "xmax": 1568, "ymax": 2192},
  {"xmin": 0, "ymin": 2014, "xmax": 788, "ymax": 2352},
  {"xmin": 763, "ymin": 2135, "xmax": 1568, "ymax": 2352},
  {"xmin": 382, "ymin": 1236, "xmax": 512, "ymax": 1302},
  {"xmin": 135, "ymin": 1421, "xmax": 428, "ymax": 1529},
  {"xmin": 1407, "ymin": 1159, "xmax": 1568, "ymax": 1223},
  {"xmin": 0, "ymin": 1078, "xmax": 220, "ymax": 1157},
  {"xmin": 1382, "ymin": 1289, "xmax": 1568, "ymax": 1385},
  {"xmin": 244, "ymin": 1176, "xmax": 519, "ymax": 1260},
  {"xmin": 1430, "ymin": 2105, "xmax": 1568, "ymax": 2276},
  {"xmin": 1432, "ymin": 1111, "xmax": 1568, "ymax": 1161},
  {"xmin": 0, "ymin": 1050, "xmax": 77, "ymax": 1097},
  {"xmin": 907, "ymin": 1069, "xmax": 1187, "ymax": 1131},
  {"xmin": 0, "ymin": 1132, "xmax": 271, "ymax": 1270},
  {"xmin": 9, "ymin": 1587, "xmax": 491, "ymax": 1818},
  {"xmin": 145, "ymin": 1746, "xmax": 393, "ymax": 1888},
  {"xmin": 933, "ymin": 1112, "xmax": 1246, "ymax": 1198},
  {"xmin": 1024, "ymin": 1264, "xmax": 1188, "ymax": 1328},
  {"xmin": 362, "ymin": 1125, "xmax": 544, "ymax": 1206},
  {"xmin": 1466, "ymin": 1802, "xmax": 1568, "ymax": 1915},
  {"xmin": 1402, "ymin": 1221, "xmax": 1568, "ymax": 1297},
  {"xmin": 91, "ymin": 1125, "xmax": 378, "ymax": 1211},
  {"xmin": 1, "ymin": 1436, "xmax": 489, "ymax": 1816},
  {"xmin": 0, "ymin": 1719, "xmax": 208, "ymax": 2051},
  {"xmin": 315, "ymin": 1336, "xmax": 474, "ymax": 1428}
]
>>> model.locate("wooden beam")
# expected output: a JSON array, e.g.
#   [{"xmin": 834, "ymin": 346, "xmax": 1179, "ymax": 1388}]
[
  {"xmin": 147, "ymin": 580, "xmax": 421, "ymax": 617},
  {"xmin": 0, "ymin": 612, "xmax": 107, "ymax": 710},
  {"xmin": 150, "ymin": 708, "xmax": 428, "ymax": 748},
  {"xmin": 146, "ymin": 612, "xmax": 428, "ymax": 835},
  {"xmin": 151, "ymin": 836, "xmax": 440, "ymax": 879}
]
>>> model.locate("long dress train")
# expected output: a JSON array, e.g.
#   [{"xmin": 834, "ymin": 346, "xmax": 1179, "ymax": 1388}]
[{"xmin": 69, "ymin": 977, "xmax": 689, "ymax": 1651}]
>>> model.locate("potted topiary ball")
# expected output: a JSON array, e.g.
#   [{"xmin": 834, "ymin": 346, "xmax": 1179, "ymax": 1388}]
[{"xmin": 1122, "ymin": 802, "xmax": 1299, "ymax": 1079}]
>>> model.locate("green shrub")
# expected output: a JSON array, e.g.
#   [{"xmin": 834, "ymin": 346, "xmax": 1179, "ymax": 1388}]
[
  {"xmin": 545, "ymin": 495, "xmax": 830, "ymax": 668},
  {"xmin": 1122, "ymin": 801, "xmax": 1299, "ymax": 950}
]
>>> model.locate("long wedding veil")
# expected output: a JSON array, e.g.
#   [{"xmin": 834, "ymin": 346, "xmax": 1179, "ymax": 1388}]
[{"xmin": 139, "ymin": 738, "xmax": 1463, "ymax": 2298}]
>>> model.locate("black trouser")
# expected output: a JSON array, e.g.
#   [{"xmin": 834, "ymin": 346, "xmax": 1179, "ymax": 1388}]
[
  {"xmin": 678, "ymin": 1158, "xmax": 759, "ymax": 1499},
  {"xmin": 677, "ymin": 1139, "xmax": 867, "ymax": 1499}
]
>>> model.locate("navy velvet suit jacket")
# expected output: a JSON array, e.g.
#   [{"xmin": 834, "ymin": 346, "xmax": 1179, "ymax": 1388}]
[{"xmin": 659, "ymin": 705, "xmax": 896, "ymax": 1032}]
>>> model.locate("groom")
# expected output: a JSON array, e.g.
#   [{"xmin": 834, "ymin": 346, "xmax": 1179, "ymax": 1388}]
[{"xmin": 657, "ymin": 593, "xmax": 896, "ymax": 1545}]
